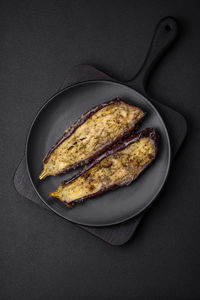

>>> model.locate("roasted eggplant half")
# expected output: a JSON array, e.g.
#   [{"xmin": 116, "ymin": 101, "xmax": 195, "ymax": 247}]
[
  {"xmin": 50, "ymin": 128, "xmax": 158, "ymax": 207},
  {"xmin": 39, "ymin": 98, "xmax": 145, "ymax": 179}
]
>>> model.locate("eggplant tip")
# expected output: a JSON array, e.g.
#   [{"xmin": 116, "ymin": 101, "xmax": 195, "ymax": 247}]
[
  {"xmin": 39, "ymin": 170, "xmax": 48, "ymax": 180},
  {"xmin": 50, "ymin": 191, "xmax": 59, "ymax": 198}
]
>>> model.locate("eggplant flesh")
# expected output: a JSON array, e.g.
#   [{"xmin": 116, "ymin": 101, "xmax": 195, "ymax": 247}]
[
  {"xmin": 39, "ymin": 98, "xmax": 145, "ymax": 179},
  {"xmin": 50, "ymin": 128, "xmax": 158, "ymax": 207}
]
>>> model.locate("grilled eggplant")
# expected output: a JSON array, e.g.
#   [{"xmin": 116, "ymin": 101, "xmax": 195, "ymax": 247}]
[
  {"xmin": 39, "ymin": 98, "xmax": 145, "ymax": 179},
  {"xmin": 50, "ymin": 128, "xmax": 158, "ymax": 207}
]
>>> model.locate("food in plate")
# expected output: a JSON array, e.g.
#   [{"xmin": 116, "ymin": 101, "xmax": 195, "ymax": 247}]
[
  {"xmin": 39, "ymin": 98, "xmax": 145, "ymax": 179},
  {"xmin": 50, "ymin": 128, "xmax": 158, "ymax": 207}
]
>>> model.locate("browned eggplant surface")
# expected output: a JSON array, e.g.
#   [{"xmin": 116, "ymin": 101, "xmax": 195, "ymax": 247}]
[
  {"xmin": 50, "ymin": 128, "xmax": 158, "ymax": 207},
  {"xmin": 39, "ymin": 98, "xmax": 145, "ymax": 179}
]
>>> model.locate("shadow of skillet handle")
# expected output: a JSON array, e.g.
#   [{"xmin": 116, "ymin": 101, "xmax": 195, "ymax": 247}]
[{"xmin": 126, "ymin": 17, "xmax": 178, "ymax": 95}]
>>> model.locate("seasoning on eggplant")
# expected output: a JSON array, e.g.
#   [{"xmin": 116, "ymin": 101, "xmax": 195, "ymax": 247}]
[
  {"xmin": 39, "ymin": 98, "xmax": 145, "ymax": 179},
  {"xmin": 50, "ymin": 128, "xmax": 158, "ymax": 207}
]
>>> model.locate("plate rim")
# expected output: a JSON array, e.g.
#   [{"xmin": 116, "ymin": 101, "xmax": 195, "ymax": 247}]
[{"xmin": 26, "ymin": 79, "xmax": 171, "ymax": 226}]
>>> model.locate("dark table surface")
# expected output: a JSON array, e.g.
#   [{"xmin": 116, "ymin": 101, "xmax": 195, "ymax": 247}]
[{"xmin": 1, "ymin": 1, "xmax": 200, "ymax": 299}]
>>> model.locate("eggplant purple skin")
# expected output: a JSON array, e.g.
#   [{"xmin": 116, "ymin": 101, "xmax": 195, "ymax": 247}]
[
  {"xmin": 43, "ymin": 98, "xmax": 146, "ymax": 175},
  {"xmin": 61, "ymin": 128, "xmax": 159, "ymax": 207}
]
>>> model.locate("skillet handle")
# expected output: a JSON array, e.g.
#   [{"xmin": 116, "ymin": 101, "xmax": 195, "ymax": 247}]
[{"xmin": 128, "ymin": 17, "xmax": 178, "ymax": 94}]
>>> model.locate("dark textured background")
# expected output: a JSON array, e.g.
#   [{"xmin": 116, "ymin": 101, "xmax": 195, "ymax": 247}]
[{"xmin": 0, "ymin": 1, "xmax": 200, "ymax": 299}]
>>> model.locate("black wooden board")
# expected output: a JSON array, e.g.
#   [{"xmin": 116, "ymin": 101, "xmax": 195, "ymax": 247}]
[{"xmin": 14, "ymin": 65, "xmax": 187, "ymax": 245}]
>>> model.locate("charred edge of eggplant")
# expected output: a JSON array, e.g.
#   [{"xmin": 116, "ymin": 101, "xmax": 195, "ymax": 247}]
[
  {"xmin": 43, "ymin": 97, "xmax": 145, "ymax": 164},
  {"xmin": 62, "ymin": 184, "xmax": 120, "ymax": 208},
  {"xmin": 59, "ymin": 128, "xmax": 159, "ymax": 206}
]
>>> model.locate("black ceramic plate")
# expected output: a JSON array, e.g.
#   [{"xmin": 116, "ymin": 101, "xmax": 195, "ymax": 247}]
[
  {"xmin": 26, "ymin": 17, "xmax": 177, "ymax": 226},
  {"xmin": 26, "ymin": 80, "xmax": 171, "ymax": 226}
]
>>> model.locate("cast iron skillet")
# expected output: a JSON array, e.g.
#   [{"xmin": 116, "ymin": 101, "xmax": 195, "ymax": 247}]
[{"xmin": 26, "ymin": 17, "xmax": 178, "ymax": 226}]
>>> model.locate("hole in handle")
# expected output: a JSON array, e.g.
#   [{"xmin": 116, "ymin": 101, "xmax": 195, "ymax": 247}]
[{"xmin": 165, "ymin": 24, "xmax": 172, "ymax": 31}]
